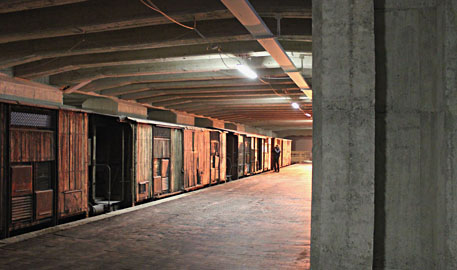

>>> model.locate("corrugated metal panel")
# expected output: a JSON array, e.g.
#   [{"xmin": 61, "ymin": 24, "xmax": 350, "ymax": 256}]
[
  {"xmin": 11, "ymin": 165, "xmax": 32, "ymax": 197},
  {"xmin": 136, "ymin": 124, "xmax": 152, "ymax": 202},
  {"xmin": 58, "ymin": 110, "xmax": 89, "ymax": 218}
]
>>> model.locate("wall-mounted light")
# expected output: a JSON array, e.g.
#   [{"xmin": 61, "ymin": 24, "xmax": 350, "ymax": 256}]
[
  {"xmin": 291, "ymin": 102, "xmax": 299, "ymax": 109},
  {"xmin": 305, "ymin": 113, "xmax": 312, "ymax": 117},
  {"xmin": 236, "ymin": 64, "xmax": 258, "ymax": 79}
]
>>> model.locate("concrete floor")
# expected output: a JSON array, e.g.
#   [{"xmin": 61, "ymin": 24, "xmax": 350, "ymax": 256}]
[{"xmin": 0, "ymin": 164, "xmax": 311, "ymax": 270}]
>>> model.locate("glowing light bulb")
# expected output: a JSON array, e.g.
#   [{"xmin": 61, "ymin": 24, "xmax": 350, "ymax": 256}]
[{"xmin": 291, "ymin": 102, "xmax": 299, "ymax": 109}]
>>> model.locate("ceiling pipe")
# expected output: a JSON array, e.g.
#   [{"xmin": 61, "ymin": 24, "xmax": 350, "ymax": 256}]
[{"xmin": 220, "ymin": 0, "xmax": 312, "ymax": 99}]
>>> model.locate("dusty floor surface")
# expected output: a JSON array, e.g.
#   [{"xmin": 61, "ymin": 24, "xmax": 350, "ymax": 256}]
[{"xmin": 0, "ymin": 164, "xmax": 311, "ymax": 270}]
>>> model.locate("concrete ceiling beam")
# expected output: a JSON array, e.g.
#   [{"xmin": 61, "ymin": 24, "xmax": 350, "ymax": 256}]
[
  {"xmin": 50, "ymin": 56, "xmax": 311, "ymax": 85},
  {"xmin": 0, "ymin": 0, "xmax": 310, "ymax": 43},
  {"xmin": 15, "ymin": 40, "xmax": 311, "ymax": 79},
  {"xmin": 0, "ymin": 17, "xmax": 311, "ymax": 68},
  {"xmin": 0, "ymin": 0, "xmax": 88, "ymax": 13}
]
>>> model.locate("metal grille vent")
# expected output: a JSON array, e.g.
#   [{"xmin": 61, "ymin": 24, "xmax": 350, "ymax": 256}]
[
  {"xmin": 10, "ymin": 111, "xmax": 52, "ymax": 128},
  {"xmin": 11, "ymin": 196, "xmax": 33, "ymax": 222},
  {"xmin": 154, "ymin": 127, "xmax": 171, "ymax": 138}
]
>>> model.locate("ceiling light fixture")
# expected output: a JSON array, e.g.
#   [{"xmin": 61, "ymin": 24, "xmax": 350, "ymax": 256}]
[
  {"xmin": 236, "ymin": 64, "xmax": 258, "ymax": 79},
  {"xmin": 291, "ymin": 102, "xmax": 299, "ymax": 109}
]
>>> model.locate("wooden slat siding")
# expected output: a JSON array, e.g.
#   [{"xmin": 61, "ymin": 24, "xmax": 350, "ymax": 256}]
[
  {"xmin": 0, "ymin": 104, "xmax": 5, "ymax": 237},
  {"xmin": 58, "ymin": 110, "xmax": 89, "ymax": 219},
  {"xmin": 135, "ymin": 124, "xmax": 152, "ymax": 202},
  {"xmin": 10, "ymin": 129, "xmax": 54, "ymax": 162},
  {"xmin": 170, "ymin": 129, "xmax": 183, "ymax": 192},
  {"xmin": 220, "ymin": 133, "xmax": 226, "ymax": 182},
  {"xmin": 183, "ymin": 129, "xmax": 192, "ymax": 188},
  {"xmin": 202, "ymin": 130, "xmax": 209, "ymax": 185},
  {"xmin": 237, "ymin": 135, "xmax": 244, "ymax": 177}
]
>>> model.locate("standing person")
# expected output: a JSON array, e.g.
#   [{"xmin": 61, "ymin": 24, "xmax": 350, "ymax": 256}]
[{"xmin": 273, "ymin": 145, "xmax": 281, "ymax": 172}]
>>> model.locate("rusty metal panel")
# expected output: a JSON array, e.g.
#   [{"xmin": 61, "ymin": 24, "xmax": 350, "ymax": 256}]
[
  {"xmin": 10, "ymin": 128, "xmax": 55, "ymax": 163},
  {"xmin": 63, "ymin": 190, "xmax": 82, "ymax": 214},
  {"xmin": 11, "ymin": 165, "xmax": 32, "ymax": 197},
  {"xmin": 135, "ymin": 124, "xmax": 152, "ymax": 202},
  {"xmin": 35, "ymin": 190, "xmax": 53, "ymax": 219},
  {"xmin": 58, "ymin": 110, "xmax": 89, "ymax": 219}
]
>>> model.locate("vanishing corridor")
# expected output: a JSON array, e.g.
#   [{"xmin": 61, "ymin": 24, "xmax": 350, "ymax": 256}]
[{"xmin": 0, "ymin": 164, "xmax": 311, "ymax": 270}]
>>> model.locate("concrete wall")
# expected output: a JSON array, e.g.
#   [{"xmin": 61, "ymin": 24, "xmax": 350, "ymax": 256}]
[
  {"xmin": 374, "ymin": 0, "xmax": 457, "ymax": 269},
  {"xmin": 312, "ymin": 0, "xmax": 457, "ymax": 269},
  {"xmin": 287, "ymin": 136, "xmax": 312, "ymax": 152},
  {"xmin": 311, "ymin": 1, "xmax": 376, "ymax": 269}
]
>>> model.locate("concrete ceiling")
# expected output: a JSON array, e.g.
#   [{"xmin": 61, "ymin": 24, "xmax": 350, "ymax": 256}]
[{"xmin": 0, "ymin": 0, "xmax": 312, "ymax": 132}]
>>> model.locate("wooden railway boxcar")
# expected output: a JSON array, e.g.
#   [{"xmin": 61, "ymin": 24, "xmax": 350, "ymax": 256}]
[
  {"xmin": 183, "ymin": 127, "xmax": 225, "ymax": 190},
  {"xmin": 0, "ymin": 101, "xmax": 89, "ymax": 238},
  {"xmin": 126, "ymin": 117, "xmax": 185, "ymax": 201}
]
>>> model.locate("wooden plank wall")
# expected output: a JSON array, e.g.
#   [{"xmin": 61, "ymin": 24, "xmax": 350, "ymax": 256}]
[
  {"xmin": 220, "ymin": 132, "xmax": 226, "ymax": 182},
  {"xmin": 10, "ymin": 128, "xmax": 54, "ymax": 162},
  {"xmin": 170, "ymin": 129, "xmax": 183, "ymax": 192},
  {"xmin": 237, "ymin": 135, "xmax": 244, "ymax": 177},
  {"xmin": 183, "ymin": 129, "xmax": 194, "ymax": 188},
  {"xmin": 58, "ymin": 110, "xmax": 89, "ymax": 219},
  {"xmin": 196, "ymin": 130, "xmax": 210, "ymax": 186},
  {"xmin": 136, "ymin": 124, "xmax": 152, "ymax": 202},
  {"xmin": 0, "ymin": 104, "xmax": 6, "ymax": 237}
]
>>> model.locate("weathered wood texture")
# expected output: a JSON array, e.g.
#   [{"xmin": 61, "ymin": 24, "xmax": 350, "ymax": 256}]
[
  {"xmin": 170, "ymin": 129, "xmax": 183, "ymax": 192},
  {"xmin": 183, "ymin": 129, "xmax": 195, "ymax": 188},
  {"xmin": 58, "ymin": 110, "xmax": 89, "ymax": 219},
  {"xmin": 136, "ymin": 124, "xmax": 152, "ymax": 202},
  {"xmin": 237, "ymin": 135, "xmax": 244, "ymax": 177},
  {"xmin": 10, "ymin": 128, "xmax": 54, "ymax": 162},
  {"xmin": 282, "ymin": 140, "xmax": 292, "ymax": 166},
  {"xmin": 264, "ymin": 138, "xmax": 272, "ymax": 171},
  {"xmin": 220, "ymin": 133, "xmax": 226, "ymax": 182},
  {"xmin": 198, "ymin": 130, "xmax": 210, "ymax": 186},
  {"xmin": 0, "ymin": 103, "xmax": 6, "ymax": 237},
  {"xmin": 183, "ymin": 129, "xmax": 210, "ymax": 188}
]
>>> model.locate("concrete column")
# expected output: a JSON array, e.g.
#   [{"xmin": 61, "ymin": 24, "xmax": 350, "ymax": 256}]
[
  {"xmin": 311, "ymin": 0, "xmax": 375, "ymax": 269},
  {"xmin": 374, "ymin": 0, "xmax": 457, "ymax": 268},
  {"xmin": 442, "ymin": 1, "xmax": 457, "ymax": 267}
]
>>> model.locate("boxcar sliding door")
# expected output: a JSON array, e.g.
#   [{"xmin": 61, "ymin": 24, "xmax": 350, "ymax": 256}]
[
  {"xmin": 170, "ymin": 128, "xmax": 183, "ymax": 192},
  {"xmin": 9, "ymin": 107, "xmax": 56, "ymax": 232},
  {"xmin": 152, "ymin": 127, "xmax": 171, "ymax": 196},
  {"xmin": 209, "ymin": 131, "xmax": 220, "ymax": 184},
  {"xmin": 136, "ymin": 124, "xmax": 153, "ymax": 202},
  {"xmin": 58, "ymin": 110, "xmax": 89, "ymax": 220}
]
